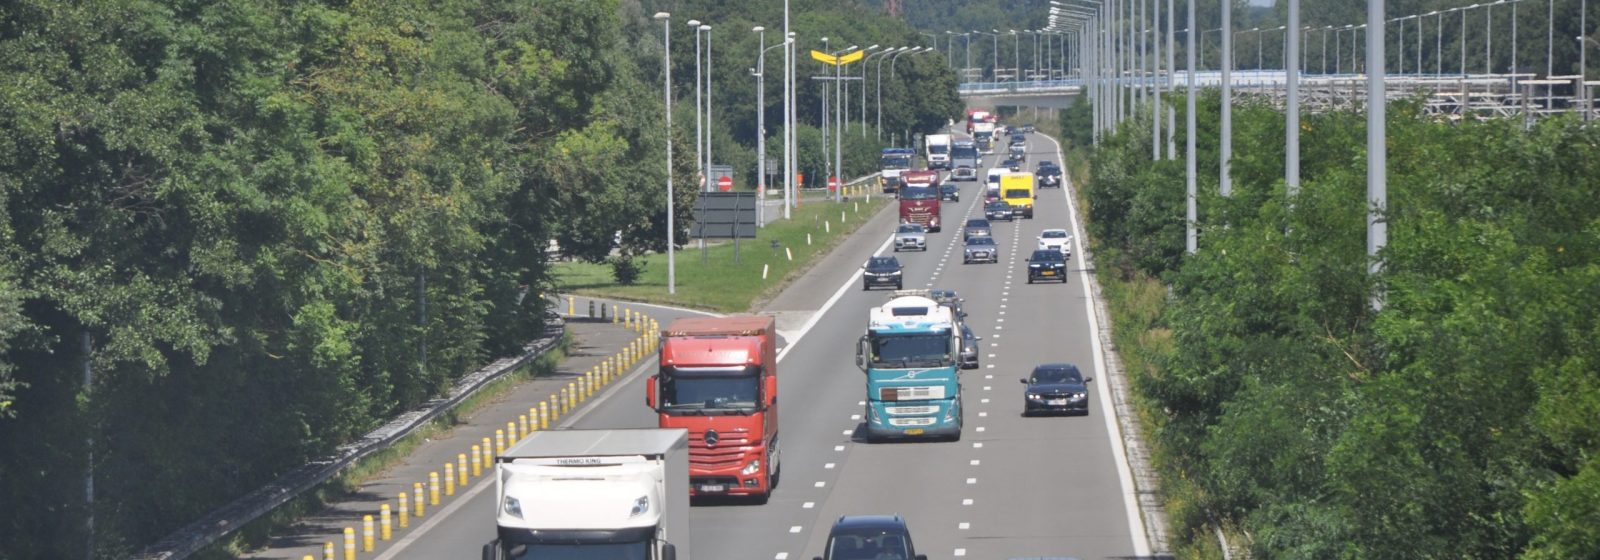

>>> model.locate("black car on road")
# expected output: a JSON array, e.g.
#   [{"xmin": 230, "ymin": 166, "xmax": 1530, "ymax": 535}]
[
  {"xmin": 1021, "ymin": 363, "xmax": 1093, "ymax": 416},
  {"xmin": 1036, "ymin": 161, "xmax": 1063, "ymax": 188},
  {"xmin": 1026, "ymin": 249, "xmax": 1067, "ymax": 283},
  {"xmin": 815, "ymin": 515, "xmax": 926, "ymax": 560},
  {"xmin": 962, "ymin": 218, "xmax": 992, "ymax": 241},
  {"xmin": 940, "ymin": 183, "xmax": 960, "ymax": 202},
  {"xmin": 959, "ymin": 324, "xmax": 982, "ymax": 369},
  {"xmin": 1021, "ymin": 123, "xmax": 1036, "ymax": 133},
  {"xmin": 985, "ymin": 200, "xmax": 1014, "ymax": 221},
  {"xmin": 861, "ymin": 256, "xmax": 903, "ymax": 290}
]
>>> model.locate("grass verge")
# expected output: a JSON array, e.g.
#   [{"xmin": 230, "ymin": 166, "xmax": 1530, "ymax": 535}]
[
  {"xmin": 198, "ymin": 333, "xmax": 571, "ymax": 559},
  {"xmin": 1063, "ymin": 141, "xmax": 1226, "ymax": 558},
  {"xmin": 555, "ymin": 194, "xmax": 890, "ymax": 313}
]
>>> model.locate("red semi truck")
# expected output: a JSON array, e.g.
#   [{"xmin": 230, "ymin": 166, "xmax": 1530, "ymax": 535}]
[
  {"xmin": 899, "ymin": 170, "xmax": 943, "ymax": 232},
  {"xmin": 647, "ymin": 316, "xmax": 781, "ymax": 502}
]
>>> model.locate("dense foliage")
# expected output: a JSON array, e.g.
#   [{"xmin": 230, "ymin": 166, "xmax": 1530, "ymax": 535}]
[
  {"xmin": 1076, "ymin": 92, "xmax": 1600, "ymax": 557},
  {"xmin": 0, "ymin": 0, "xmax": 957, "ymax": 557}
]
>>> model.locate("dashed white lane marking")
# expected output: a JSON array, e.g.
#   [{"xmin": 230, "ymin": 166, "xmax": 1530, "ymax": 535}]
[
  {"xmin": 814, "ymin": 481, "xmax": 826, "ymax": 488},
  {"xmin": 851, "ymin": 414, "xmax": 861, "ymax": 420},
  {"xmin": 834, "ymin": 445, "xmax": 845, "ymax": 451},
  {"xmin": 970, "ymin": 459, "xmax": 981, "ymax": 465},
  {"xmin": 987, "ymin": 353, "xmax": 996, "ymax": 357},
  {"xmin": 973, "ymin": 443, "xmax": 984, "ymax": 448},
  {"xmin": 858, "ymin": 400, "xmax": 866, "ymax": 406},
  {"xmin": 959, "ymin": 522, "xmax": 971, "ymax": 530},
  {"xmin": 966, "ymin": 478, "xmax": 978, "ymax": 484},
  {"xmin": 993, "ymin": 334, "xmax": 1001, "ymax": 338},
  {"xmin": 842, "ymin": 429, "xmax": 853, "ymax": 435},
  {"xmin": 998, "ymin": 310, "xmax": 1006, "ymax": 315},
  {"xmin": 983, "ymin": 386, "xmax": 991, "ymax": 391},
  {"xmin": 978, "ymin": 412, "xmax": 988, "ymax": 417},
  {"xmin": 803, "ymin": 502, "xmax": 815, "ymax": 508},
  {"xmin": 976, "ymin": 427, "xmax": 987, "ymax": 432},
  {"xmin": 777, "ymin": 553, "xmax": 790, "ymax": 560},
  {"xmin": 996, "ymin": 318, "xmax": 1004, "ymax": 322},
  {"xmin": 990, "ymin": 343, "xmax": 999, "ymax": 347},
  {"xmin": 825, "ymin": 463, "xmax": 835, "ymax": 469},
  {"xmin": 986, "ymin": 364, "xmax": 996, "ymax": 369},
  {"xmin": 981, "ymin": 398, "xmax": 990, "ymax": 403},
  {"xmin": 963, "ymin": 498, "xmax": 974, "ymax": 505},
  {"xmin": 1000, "ymin": 303, "xmax": 1007, "ymax": 308},
  {"xmin": 985, "ymin": 374, "xmax": 993, "ymax": 379},
  {"xmin": 955, "ymin": 549, "xmax": 968, "ymax": 557},
  {"xmin": 995, "ymin": 326, "xmax": 1003, "ymax": 331},
  {"xmin": 790, "ymin": 526, "xmax": 803, "ymax": 533}
]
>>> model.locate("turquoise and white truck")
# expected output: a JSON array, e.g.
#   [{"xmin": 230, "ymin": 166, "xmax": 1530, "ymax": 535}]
[{"xmin": 854, "ymin": 293, "xmax": 963, "ymax": 441}]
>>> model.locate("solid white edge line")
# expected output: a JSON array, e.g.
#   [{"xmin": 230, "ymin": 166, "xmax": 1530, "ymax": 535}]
[
  {"xmin": 1041, "ymin": 132, "xmax": 1152, "ymax": 557},
  {"xmin": 775, "ymin": 232, "xmax": 895, "ymax": 363}
]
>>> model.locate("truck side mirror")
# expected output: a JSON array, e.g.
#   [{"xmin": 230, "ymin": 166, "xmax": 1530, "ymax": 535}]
[
  {"xmin": 915, "ymin": 555, "xmax": 928, "ymax": 560},
  {"xmin": 482, "ymin": 541, "xmax": 500, "ymax": 560},
  {"xmin": 855, "ymin": 335, "xmax": 869, "ymax": 372},
  {"xmin": 661, "ymin": 543, "xmax": 677, "ymax": 560},
  {"xmin": 646, "ymin": 375, "xmax": 659, "ymax": 410},
  {"xmin": 764, "ymin": 375, "xmax": 778, "ymax": 407}
]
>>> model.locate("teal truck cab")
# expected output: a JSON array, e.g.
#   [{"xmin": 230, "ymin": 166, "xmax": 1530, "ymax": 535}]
[{"xmin": 854, "ymin": 294, "xmax": 963, "ymax": 441}]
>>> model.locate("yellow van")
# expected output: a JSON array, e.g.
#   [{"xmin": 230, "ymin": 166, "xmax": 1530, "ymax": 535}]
[{"xmin": 1000, "ymin": 172, "xmax": 1036, "ymax": 219}]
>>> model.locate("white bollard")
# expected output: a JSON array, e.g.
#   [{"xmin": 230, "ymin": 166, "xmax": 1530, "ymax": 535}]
[
  {"xmin": 806, "ymin": 233, "xmax": 812, "ymax": 245},
  {"xmin": 762, "ymin": 264, "xmax": 769, "ymax": 280},
  {"xmin": 785, "ymin": 247, "xmax": 793, "ymax": 261},
  {"xmin": 825, "ymin": 221, "xmax": 830, "ymax": 233}
]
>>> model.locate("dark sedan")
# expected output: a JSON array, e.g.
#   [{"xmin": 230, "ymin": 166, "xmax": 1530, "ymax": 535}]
[
  {"xmin": 959, "ymin": 324, "xmax": 982, "ymax": 369},
  {"xmin": 1020, "ymin": 363, "xmax": 1093, "ymax": 416},
  {"xmin": 861, "ymin": 256, "xmax": 903, "ymax": 290},
  {"xmin": 985, "ymin": 200, "xmax": 1014, "ymax": 221},
  {"xmin": 1026, "ymin": 249, "xmax": 1067, "ymax": 283},
  {"xmin": 1037, "ymin": 161, "xmax": 1062, "ymax": 188},
  {"xmin": 940, "ymin": 183, "xmax": 960, "ymax": 202}
]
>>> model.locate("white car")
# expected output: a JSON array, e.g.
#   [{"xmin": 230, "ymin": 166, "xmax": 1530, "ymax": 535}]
[{"xmin": 1037, "ymin": 229, "xmax": 1073, "ymax": 257}]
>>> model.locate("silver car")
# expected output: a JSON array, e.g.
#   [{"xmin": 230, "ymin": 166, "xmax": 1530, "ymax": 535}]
[
  {"xmin": 963, "ymin": 235, "xmax": 998, "ymax": 264},
  {"xmin": 894, "ymin": 223, "xmax": 927, "ymax": 252}
]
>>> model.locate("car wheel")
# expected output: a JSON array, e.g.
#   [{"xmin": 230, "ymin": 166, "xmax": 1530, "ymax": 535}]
[
  {"xmin": 895, "ymin": 282, "xmax": 903, "ymax": 290},
  {"xmin": 1027, "ymin": 277, "xmax": 1034, "ymax": 284}
]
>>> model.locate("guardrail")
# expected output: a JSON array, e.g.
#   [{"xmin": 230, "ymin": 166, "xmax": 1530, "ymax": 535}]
[{"xmin": 132, "ymin": 315, "xmax": 567, "ymax": 560}]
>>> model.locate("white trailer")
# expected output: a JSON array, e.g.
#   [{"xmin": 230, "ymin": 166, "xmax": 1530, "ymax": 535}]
[
  {"xmin": 483, "ymin": 428, "xmax": 689, "ymax": 560},
  {"xmin": 925, "ymin": 134, "xmax": 953, "ymax": 169}
]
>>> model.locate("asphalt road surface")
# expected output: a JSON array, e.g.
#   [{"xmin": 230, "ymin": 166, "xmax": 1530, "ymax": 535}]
[{"xmin": 377, "ymin": 129, "xmax": 1148, "ymax": 560}]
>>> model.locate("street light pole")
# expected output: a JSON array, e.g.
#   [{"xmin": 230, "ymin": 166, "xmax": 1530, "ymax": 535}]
[
  {"xmin": 705, "ymin": 24, "xmax": 714, "ymax": 193},
  {"xmin": 782, "ymin": 3, "xmax": 792, "ymax": 219},
  {"xmin": 1186, "ymin": 0, "xmax": 1197, "ymax": 254},
  {"xmin": 1221, "ymin": 0, "xmax": 1233, "ymax": 198},
  {"xmin": 877, "ymin": 47, "xmax": 906, "ymax": 140},
  {"xmin": 654, "ymin": 13, "xmax": 675, "ymax": 294},
  {"xmin": 1287, "ymin": 0, "xmax": 1300, "ymax": 198},
  {"xmin": 690, "ymin": 20, "xmax": 703, "ymax": 189},
  {"xmin": 1166, "ymin": 0, "xmax": 1175, "ymax": 159},
  {"xmin": 1368, "ymin": 0, "xmax": 1387, "ymax": 310}
]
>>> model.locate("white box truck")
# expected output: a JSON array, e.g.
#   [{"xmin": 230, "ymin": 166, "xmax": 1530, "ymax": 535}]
[
  {"xmin": 483, "ymin": 428, "xmax": 689, "ymax": 560},
  {"xmin": 925, "ymin": 134, "xmax": 952, "ymax": 170}
]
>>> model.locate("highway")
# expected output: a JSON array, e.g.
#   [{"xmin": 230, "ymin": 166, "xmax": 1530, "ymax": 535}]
[{"xmin": 382, "ymin": 129, "xmax": 1148, "ymax": 559}]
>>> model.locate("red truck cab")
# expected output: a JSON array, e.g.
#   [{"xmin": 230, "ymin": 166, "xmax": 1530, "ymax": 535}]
[
  {"xmin": 647, "ymin": 316, "xmax": 780, "ymax": 501},
  {"xmin": 898, "ymin": 170, "xmax": 943, "ymax": 232}
]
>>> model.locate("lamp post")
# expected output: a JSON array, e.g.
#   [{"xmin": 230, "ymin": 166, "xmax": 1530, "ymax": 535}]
[
  {"xmin": 948, "ymin": 31, "xmax": 973, "ymax": 82},
  {"xmin": 689, "ymin": 20, "xmax": 703, "ymax": 188},
  {"xmin": 972, "ymin": 30, "xmax": 999, "ymax": 82},
  {"xmin": 831, "ymin": 44, "xmax": 858, "ymax": 202},
  {"xmin": 1221, "ymin": 0, "xmax": 1233, "ymax": 198},
  {"xmin": 863, "ymin": 47, "xmax": 892, "ymax": 137},
  {"xmin": 752, "ymin": 27, "xmax": 790, "ymax": 227},
  {"xmin": 703, "ymin": 24, "xmax": 714, "ymax": 193},
  {"xmin": 877, "ymin": 47, "xmax": 909, "ymax": 140},
  {"xmin": 1186, "ymin": 0, "xmax": 1197, "ymax": 254},
  {"xmin": 653, "ymin": 13, "xmax": 675, "ymax": 294},
  {"xmin": 1368, "ymin": 0, "xmax": 1387, "ymax": 310}
]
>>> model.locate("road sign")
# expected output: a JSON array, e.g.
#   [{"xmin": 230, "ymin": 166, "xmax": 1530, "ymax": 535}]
[
  {"xmin": 691, "ymin": 192, "xmax": 758, "ymax": 239},
  {"xmin": 827, "ymin": 176, "xmax": 839, "ymax": 192},
  {"xmin": 717, "ymin": 176, "xmax": 733, "ymax": 191}
]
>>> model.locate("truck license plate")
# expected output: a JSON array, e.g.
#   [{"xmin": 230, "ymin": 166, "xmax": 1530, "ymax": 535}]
[
  {"xmin": 700, "ymin": 484, "xmax": 725, "ymax": 493},
  {"xmin": 905, "ymin": 428, "xmax": 924, "ymax": 435}
]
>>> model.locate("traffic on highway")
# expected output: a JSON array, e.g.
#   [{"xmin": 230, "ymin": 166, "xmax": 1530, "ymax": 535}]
[{"xmin": 372, "ymin": 123, "xmax": 1147, "ymax": 560}]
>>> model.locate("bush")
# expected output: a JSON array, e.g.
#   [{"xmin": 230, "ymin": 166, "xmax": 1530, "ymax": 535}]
[{"xmin": 610, "ymin": 255, "xmax": 645, "ymax": 285}]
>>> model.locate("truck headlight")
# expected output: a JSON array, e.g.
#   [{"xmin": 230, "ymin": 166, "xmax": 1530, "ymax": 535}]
[
  {"xmin": 503, "ymin": 496, "xmax": 523, "ymax": 519},
  {"xmin": 630, "ymin": 495, "xmax": 651, "ymax": 518},
  {"xmin": 741, "ymin": 459, "xmax": 762, "ymax": 476}
]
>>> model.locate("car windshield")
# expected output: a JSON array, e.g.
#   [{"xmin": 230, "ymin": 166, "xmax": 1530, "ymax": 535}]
[
  {"xmin": 660, "ymin": 367, "xmax": 761, "ymax": 411},
  {"xmin": 941, "ymin": 185, "xmax": 957, "ymax": 192},
  {"xmin": 1031, "ymin": 367, "xmax": 1082, "ymax": 384},
  {"xmin": 868, "ymin": 257, "xmax": 897, "ymax": 268},
  {"xmin": 897, "ymin": 224, "xmax": 923, "ymax": 233},
  {"xmin": 880, "ymin": 156, "xmax": 911, "ymax": 169},
  {"xmin": 967, "ymin": 237, "xmax": 995, "ymax": 246},
  {"xmin": 1031, "ymin": 251, "xmax": 1062, "ymax": 262},
  {"xmin": 869, "ymin": 333, "xmax": 953, "ymax": 368},
  {"xmin": 987, "ymin": 202, "xmax": 1008, "ymax": 209},
  {"xmin": 900, "ymin": 186, "xmax": 937, "ymax": 200},
  {"xmin": 1042, "ymin": 231, "xmax": 1068, "ymax": 239},
  {"xmin": 826, "ymin": 530, "xmax": 913, "ymax": 560}
]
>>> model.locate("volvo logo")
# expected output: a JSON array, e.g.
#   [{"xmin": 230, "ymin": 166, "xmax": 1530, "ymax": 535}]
[{"xmin": 704, "ymin": 429, "xmax": 720, "ymax": 447}]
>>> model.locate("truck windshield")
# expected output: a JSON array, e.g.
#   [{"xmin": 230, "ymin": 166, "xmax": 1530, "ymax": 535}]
[
  {"xmin": 1004, "ymin": 189, "xmax": 1031, "ymax": 199},
  {"xmin": 929, "ymin": 145, "xmax": 949, "ymax": 154},
  {"xmin": 879, "ymin": 156, "xmax": 911, "ymax": 169},
  {"xmin": 900, "ymin": 186, "xmax": 937, "ymax": 200},
  {"xmin": 951, "ymin": 147, "xmax": 978, "ymax": 159},
  {"xmin": 660, "ymin": 366, "xmax": 760, "ymax": 412},
  {"xmin": 869, "ymin": 334, "xmax": 953, "ymax": 368},
  {"xmin": 506, "ymin": 541, "xmax": 650, "ymax": 560}
]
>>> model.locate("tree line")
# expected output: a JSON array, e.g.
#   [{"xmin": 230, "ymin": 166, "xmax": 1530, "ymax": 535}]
[
  {"xmin": 1072, "ymin": 91, "xmax": 1600, "ymax": 557},
  {"xmin": 0, "ymin": 0, "xmax": 957, "ymax": 557}
]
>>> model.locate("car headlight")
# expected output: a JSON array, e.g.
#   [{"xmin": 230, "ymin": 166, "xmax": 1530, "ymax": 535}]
[
  {"xmin": 889, "ymin": 270, "xmax": 902, "ymax": 276},
  {"xmin": 1026, "ymin": 393, "xmax": 1042, "ymax": 401},
  {"xmin": 741, "ymin": 459, "xmax": 762, "ymax": 476},
  {"xmin": 503, "ymin": 496, "xmax": 523, "ymax": 519},
  {"xmin": 1030, "ymin": 264, "xmax": 1041, "ymax": 268},
  {"xmin": 630, "ymin": 495, "xmax": 650, "ymax": 517}
]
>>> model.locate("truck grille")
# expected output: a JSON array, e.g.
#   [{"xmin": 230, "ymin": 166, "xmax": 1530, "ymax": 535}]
[
  {"xmin": 689, "ymin": 433, "xmax": 753, "ymax": 470},
  {"xmin": 888, "ymin": 417, "xmax": 936, "ymax": 427},
  {"xmin": 887, "ymin": 405, "xmax": 939, "ymax": 415}
]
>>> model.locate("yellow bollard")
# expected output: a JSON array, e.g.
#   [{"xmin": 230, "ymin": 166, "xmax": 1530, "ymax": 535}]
[
  {"xmin": 529, "ymin": 407, "xmax": 539, "ymax": 431},
  {"xmin": 539, "ymin": 402, "xmax": 550, "ymax": 429},
  {"xmin": 363, "ymin": 515, "xmax": 374, "ymax": 552},
  {"xmin": 381, "ymin": 503, "xmax": 392, "ymax": 540},
  {"xmin": 343, "ymin": 527, "xmax": 356, "ymax": 560},
  {"xmin": 568, "ymin": 296, "xmax": 575, "ymax": 316},
  {"xmin": 568, "ymin": 382, "xmax": 578, "ymax": 409},
  {"xmin": 429, "ymin": 472, "xmax": 440, "ymax": 505},
  {"xmin": 577, "ymin": 377, "xmax": 587, "ymax": 401},
  {"xmin": 413, "ymin": 482, "xmax": 425, "ymax": 517},
  {"xmin": 482, "ymin": 437, "xmax": 493, "ymax": 465},
  {"xmin": 549, "ymin": 394, "xmax": 560, "ymax": 420},
  {"xmin": 507, "ymin": 421, "xmax": 518, "ymax": 444},
  {"xmin": 601, "ymin": 361, "xmax": 610, "ymax": 383},
  {"xmin": 589, "ymin": 371, "xmax": 598, "ymax": 396},
  {"xmin": 612, "ymin": 304, "xmax": 619, "ymax": 323},
  {"xmin": 324, "ymin": 542, "xmax": 335, "ymax": 560},
  {"xmin": 444, "ymin": 463, "xmax": 455, "ymax": 496},
  {"xmin": 520, "ymin": 413, "xmax": 530, "ymax": 437},
  {"xmin": 458, "ymin": 453, "xmax": 469, "ymax": 484},
  {"xmin": 495, "ymin": 429, "xmax": 505, "ymax": 457},
  {"xmin": 625, "ymin": 308, "xmax": 632, "ymax": 328},
  {"xmin": 471, "ymin": 446, "xmax": 482, "ymax": 478},
  {"xmin": 399, "ymin": 492, "xmax": 410, "ymax": 528}
]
